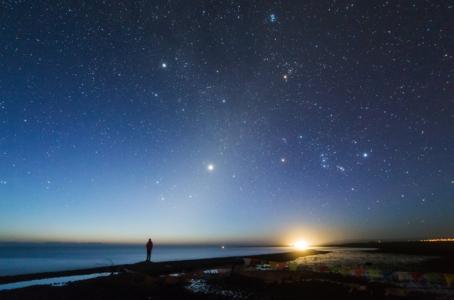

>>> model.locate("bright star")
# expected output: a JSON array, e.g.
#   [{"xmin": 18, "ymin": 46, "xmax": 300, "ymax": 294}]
[
  {"xmin": 269, "ymin": 13, "xmax": 277, "ymax": 23},
  {"xmin": 362, "ymin": 152, "xmax": 369, "ymax": 158},
  {"xmin": 336, "ymin": 165, "xmax": 346, "ymax": 172},
  {"xmin": 207, "ymin": 164, "xmax": 215, "ymax": 172},
  {"xmin": 280, "ymin": 157, "xmax": 286, "ymax": 163},
  {"xmin": 161, "ymin": 62, "xmax": 167, "ymax": 68}
]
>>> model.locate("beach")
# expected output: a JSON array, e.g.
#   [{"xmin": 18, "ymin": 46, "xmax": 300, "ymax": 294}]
[{"xmin": 1, "ymin": 243, "xmax": 453, "ymax": 300}]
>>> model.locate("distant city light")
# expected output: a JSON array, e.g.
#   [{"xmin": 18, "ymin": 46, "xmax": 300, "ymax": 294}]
[{"xmin": 421, "ymin": 238, "xmax": 454, "ymax": 242}]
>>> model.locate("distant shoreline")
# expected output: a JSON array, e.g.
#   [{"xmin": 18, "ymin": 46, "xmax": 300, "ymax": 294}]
[{"xmin": 0, "ymin": 250, "xmax": 325, "ymax": 285}]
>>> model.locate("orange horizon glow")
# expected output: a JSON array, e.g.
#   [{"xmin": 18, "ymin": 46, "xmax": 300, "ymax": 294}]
[{"xmin": 289, "ymin": 239, "xmax": 310, "ymax": 250}]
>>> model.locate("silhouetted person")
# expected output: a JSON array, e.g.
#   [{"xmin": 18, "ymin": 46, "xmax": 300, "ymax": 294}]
[{"xmin": 146, "ymin": 238, "xmax": 153, "ymax": 262}]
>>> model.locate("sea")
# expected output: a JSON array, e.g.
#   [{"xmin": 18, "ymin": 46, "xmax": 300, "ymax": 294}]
[{"xmin": 0, "ymin": 243, "xmax": 291, "ymax": 276}]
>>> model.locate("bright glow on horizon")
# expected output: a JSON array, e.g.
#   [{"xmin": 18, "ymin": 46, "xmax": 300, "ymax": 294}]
[{"xmin": 292, "ymin": 240, "xmax": 310, "ymax": 250}]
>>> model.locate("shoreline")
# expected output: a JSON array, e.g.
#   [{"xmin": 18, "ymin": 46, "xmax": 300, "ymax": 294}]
[
  {"xmin": 3, "ymin": 241, "xmax": 453, "ymax": 285},
  {"xmin": 0, "ymin": 250, "xmax": 325, "ymax": 285},
  {"xmin": 1, "ymin": 246, "xmax": 453, "ymax": 300}
]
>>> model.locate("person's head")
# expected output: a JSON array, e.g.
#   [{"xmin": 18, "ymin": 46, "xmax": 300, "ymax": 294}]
[{"xmin": 148, "ymin": 238, "xmax": 151, "ymax": 242}]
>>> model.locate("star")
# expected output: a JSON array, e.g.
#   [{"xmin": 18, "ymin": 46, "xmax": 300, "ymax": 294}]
[
  {"xmin": 207, "ymin": 163, "xmax": 215, "ymax": 172},
  {"xmin": 336, "ymin": 165, "xmax": 346, "ymax": 172},
  {"xmin": 280, "ymin": 157, "xmax": 287, "ymax": 163},
  {"xmin": 269, "ymin": 13, "xmax": 277, "ymax": 23},
  {"xmin": 161, "ymin": 62, "xmax": 167, "ymax": 68},
  {"xmin": 362, "ymin": 152, "xmax": 369, "ymax": 158},
  {"xmin": 320, "ymin": 154, "xmax": 329, "ymax": 169}
]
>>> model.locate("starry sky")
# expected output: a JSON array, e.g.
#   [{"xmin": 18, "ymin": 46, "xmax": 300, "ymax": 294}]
[{"xmin": 0, "ymin": 1, "xmax": 453, "ymax": 245}]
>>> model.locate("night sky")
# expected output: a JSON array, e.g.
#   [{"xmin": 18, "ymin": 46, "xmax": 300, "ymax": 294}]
[{"xmin": 1, "ymin": 1, "xmax": 453, "ymax": 245}]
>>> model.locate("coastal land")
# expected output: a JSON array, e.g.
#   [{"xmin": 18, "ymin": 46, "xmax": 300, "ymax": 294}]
[{"xmin": 1, "ymin": 242, "xmax": 453, "ymax": 300}]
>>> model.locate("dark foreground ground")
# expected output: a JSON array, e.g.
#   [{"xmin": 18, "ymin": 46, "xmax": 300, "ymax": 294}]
[{"xmin": 1, "ymin": 243, "xmax": 453, "ymax": 300}]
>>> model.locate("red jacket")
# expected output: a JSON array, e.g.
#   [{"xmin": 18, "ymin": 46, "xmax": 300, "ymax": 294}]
[{"xmin": 146, "ymin": 240, "xmax": 153, "ymax": 251}]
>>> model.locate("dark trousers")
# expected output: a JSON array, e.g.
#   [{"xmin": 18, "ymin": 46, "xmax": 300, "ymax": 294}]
[{"xmin": 146, "ymin": 249, "xmax": 151, "ymax": 261}]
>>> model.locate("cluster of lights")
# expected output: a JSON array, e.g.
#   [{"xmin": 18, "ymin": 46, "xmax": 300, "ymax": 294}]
[{"xmin": 420, "ymin": 238, "xmax": 454, "ymax": 242}]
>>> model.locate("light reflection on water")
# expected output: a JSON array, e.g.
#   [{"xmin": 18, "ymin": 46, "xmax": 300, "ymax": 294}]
[{"xmin": 0, "ymin": 273, "xmax": 113, "ymax": 291}]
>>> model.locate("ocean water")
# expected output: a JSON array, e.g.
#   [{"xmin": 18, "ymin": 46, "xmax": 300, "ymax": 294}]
[
  {"xmin": 0, "ymin": 272, "xmax": 114, "ymax": 291},
  {"xmin": 0, "ymin": 244, "xmax": 290, "ymax": 276}
]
